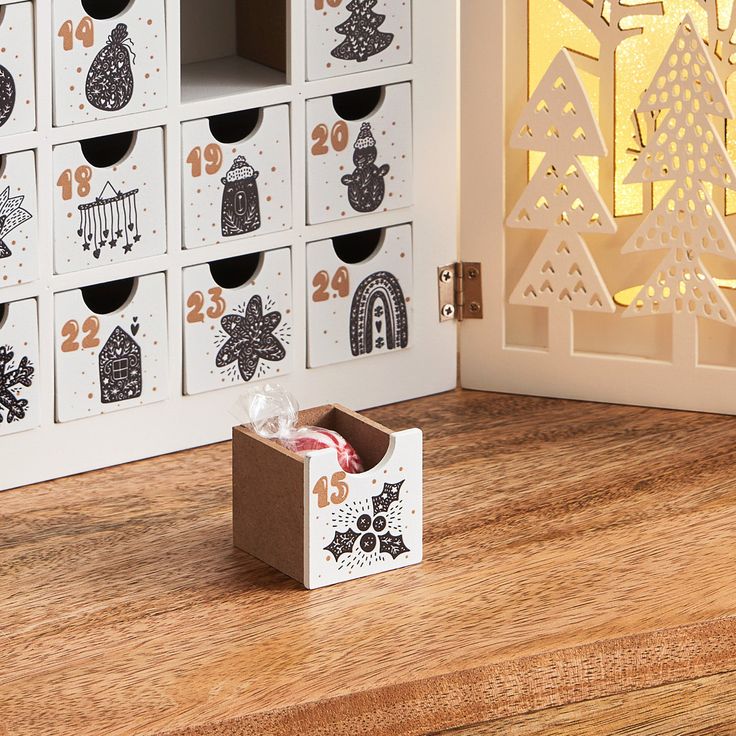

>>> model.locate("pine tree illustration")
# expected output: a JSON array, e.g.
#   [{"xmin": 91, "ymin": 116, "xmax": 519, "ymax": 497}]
[
  {"xmin": 507, "ymin": 49, "xmax": 616, "ymax": 351},
  {"xmin": 622, "ymin": 15, "xmax": 736, "ymax": 328},
  {"xmin": 331, "ymin": 0, "xmax": 394, "ymax": 63}
]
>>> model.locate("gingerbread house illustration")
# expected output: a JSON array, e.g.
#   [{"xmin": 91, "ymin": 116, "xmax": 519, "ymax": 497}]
[{"xmin": 98, "ymin": 326, "xmax": 142, "ymax": 404}]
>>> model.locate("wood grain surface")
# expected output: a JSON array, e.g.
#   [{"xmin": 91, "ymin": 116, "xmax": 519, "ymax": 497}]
[
  {"xmin": 433, "ymin": 671, "xmax": 736, "ymax": 736},
  {"xmin": 2, "ymin": 389, "xmax": 736, "ymax": 736}
]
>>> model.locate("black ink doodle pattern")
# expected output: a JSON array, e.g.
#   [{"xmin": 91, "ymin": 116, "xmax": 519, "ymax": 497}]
[
  {"xmin": 341, "ymin": 122, "xmax": 390, "ymax": 213},
  {"xmin": 78, "ymin": 181, "xmax": 141, "ymax": 259},
  {"xmin": 0, "ymin": 186, "xmax": 32, "ymax": 260},
  {"xmin": 216, "ymin": 295, "xmax": 286, "ymax": 382},
  {"xmin": 86, "ymin": 24, "xmax": 136, "ymax": 112},
  {"xmin": 331, "ymin": 0, "xmax": 394, "ymax": 63},
  {"xmin": 0, "ymin": 64, "xmax": 16, "ymax": 128},
  {"xmin": 99, "ymin": 326, "xmax": 142, "ymax": 404},
  {"xmin": 221, "ymin": 156, "xmax": 261, "ymax": 238},
  {"xmin": 0, "ymin": 345, "xmax": 33, "ymax": 424},
  {"xmin": 324, "ymin": 480, "xmax": 410, "ymax": 563},
  {"xmin": 350, "ymin": 271, "xmax": 409, "ymax": 357}
]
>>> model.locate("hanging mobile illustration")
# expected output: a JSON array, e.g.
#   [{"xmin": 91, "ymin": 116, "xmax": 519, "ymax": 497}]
[
  {"xmin": 221, "ymin": 156, "xmax": 261, "ymax": 237},
  {"xmin": 349, "ymin": 271, "xmax": 408, "ymax": 356},
  {"xmin": 0, "ymin": 186, "xmax": 32, "ymax": 260},
  {"xmin": 341, "ymin": 122, "xmax": 390, "ymax": 213},
  {"xmin": 99, "ymin": 325, "xmax": 142, "ymax": 404},
  {"xmin": 86, "ymin": 23, "xmax": 136, "ymax": 112},
  {"xmin": 78, "ymin": 181, "xmax": 141, "ymax": 259},
  {"xmin": 331, "ymin": 0, "xmax": 394, "ymax": 63},
  {"xmin": 0, "ymin": 344, "xmax": 33, "ymax": 425},
  {"xmin": 0, "ymin": 64, "xmax": 15, "ymax": 128}
]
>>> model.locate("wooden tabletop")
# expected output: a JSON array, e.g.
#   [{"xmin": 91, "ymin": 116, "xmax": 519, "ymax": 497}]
[{"xmin": 2, "ymin": 389, "xmax": 735, "ymax": 736}]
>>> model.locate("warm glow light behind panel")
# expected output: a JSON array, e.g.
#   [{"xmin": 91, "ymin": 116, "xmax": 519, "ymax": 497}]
[{"xmin": 460, "ymin": 0, "xmax": 736, "ymax": 414}]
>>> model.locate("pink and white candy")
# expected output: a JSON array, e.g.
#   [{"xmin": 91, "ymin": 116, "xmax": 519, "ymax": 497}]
[{"xmin": 286, "ymin": 427, "xmax": 365, "ymax": 474}]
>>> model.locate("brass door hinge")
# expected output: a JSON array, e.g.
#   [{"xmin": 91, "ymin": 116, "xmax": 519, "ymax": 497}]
[{"xmin": 438, "ymin": 262, "xmax": 483, "ymax": 322}]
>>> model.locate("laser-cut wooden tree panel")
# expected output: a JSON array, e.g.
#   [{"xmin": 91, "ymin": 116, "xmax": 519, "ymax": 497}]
[
  {"xmin": 508, "ymin": 49, "xmax": 616, "ymax": 324},
  {"xmin": 622, "ymin": 15, "xmax": 736, "ymax": 326},
  {"xmin": 558, "ymin": 0, "xmax": 664, "ymax": 212}
]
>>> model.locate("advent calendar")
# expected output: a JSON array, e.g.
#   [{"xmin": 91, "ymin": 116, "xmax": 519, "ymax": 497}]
[{"xmin": 1, "ymin": 1, "xmax": 458, "ymax": 491}]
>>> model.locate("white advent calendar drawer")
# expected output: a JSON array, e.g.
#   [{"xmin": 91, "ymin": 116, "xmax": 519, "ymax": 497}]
[
  {"xmin": 0, "ymin": 297, "xmax": 38, "ymax": 437},
  {"xmin": 53, "ymin": 128, "xmax": 166, "ymax": 274},
  {"xmin": 182, "ymin": 247, "xmax": 293, "ymax": 395},
  {"xmin": 307, "ymin": 223, "xmax": 412, "ymax": 368},
  {"xmin": 306, "ymin": 83, "xmax": 413, "ymax": 225},
  {"xmin": 0, "ymin": 2, "xmax": 36, "ymax": 136},
  {"xmin": 54, "ymin": 273, "xmax": 168, "ymax": 422},
  {"xmin": 234, "ymin": 404, "xmax": 423, "ymax": 590},
  {"xmin": 52, "ymin": 0, "xmax": 166, "ymax": 126},
  {"xmin": 0, "ymin": 149, "xmax": 38, "ymax": 287},
  {"xmin": 306, "ymin": 0, "xmax": 412, "ymax": 81},
  {"xmin": 181, "ymin": 106, "xmax": 292, "ymax": 249}
]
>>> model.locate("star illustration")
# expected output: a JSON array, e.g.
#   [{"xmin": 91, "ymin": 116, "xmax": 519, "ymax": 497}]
[
  {"xmin": 324, "ymin": 529, "xmax": 360, "ymax": 561},
  {"xmin": 215, "ymin": 295, "xmax": 286, "ymax": 382},
  {"xmin": 123, "ymin": 244, "xmax": 133, "ymax": 253}
]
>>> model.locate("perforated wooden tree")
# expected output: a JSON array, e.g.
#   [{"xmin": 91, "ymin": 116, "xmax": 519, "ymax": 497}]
[
  {"xmin": 622, "ymin": 15, "xmax": 736, "ymax": 327},
  {"xmin": 559, "ymin": 0, "xmax": 664, "ymax": 211},
  {"xmin": 508, "ymin": 49, "xmax": 616, "ymax": 348}
]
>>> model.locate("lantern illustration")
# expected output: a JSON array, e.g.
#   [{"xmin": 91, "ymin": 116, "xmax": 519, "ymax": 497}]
[{"xmin": 221, "ymin": 156, "xmax": 261, "ymax": 238}]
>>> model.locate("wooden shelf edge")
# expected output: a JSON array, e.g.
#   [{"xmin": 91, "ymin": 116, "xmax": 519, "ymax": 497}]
[{"xmin": 162, "ymin": 617, "xmax": 736, "ymax": 736}]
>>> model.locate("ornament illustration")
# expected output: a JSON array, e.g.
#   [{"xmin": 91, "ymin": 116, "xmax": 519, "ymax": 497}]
[
  {"xmin": 324, "ymin": 480, "xmax": 410, "ymax": 563},
  {"xmin": 0, "ymin": 186, "xmax": 32, "ymax": 260},
  {"xmin": 86, "ymin": 23, "xmax": 136, "ymax": 112},
  {"xmin": 350, "ymin": 271, "xmax": 408, "ymax": 356},
  {"xmin": 99, "ymin": 326, "xmax": 142, "ymax": 404},
  {"xmin": 78, "ymin": 181, "xmax": 141, "ymax": 259},
  {"xmin": 0, "ymin": 345, "xmax": 33, "ymax": 424},
  {"xmin": 0, "ymin": 64, "xmax": 15, "ymax": 128},
  {"xmin": 221, "ymin": 156, "xmax": 261, "ymax": 237},
  {"xmin": 341, "ymin": 122, "xmax": 390, "ymax": 213},
  {"xmin": 215, "ymin": 295, "xmax": 287, "ymax": 382},
  {"xmin": 331, "ymin": 0, "xmax": 394, "ymax": 63}
]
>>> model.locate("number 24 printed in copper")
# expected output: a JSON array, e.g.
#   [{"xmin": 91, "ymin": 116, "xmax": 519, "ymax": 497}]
[
  {"xmin": 187, "ymin": 287, "xmax": 227, "ymax": 324},
  {"xmin": 312, "ymin": 267, "xmax": 350, "ymax": 302},
  {"xmin": 312, "ymin": 471, "xmax": 349, "ymax": 508}
]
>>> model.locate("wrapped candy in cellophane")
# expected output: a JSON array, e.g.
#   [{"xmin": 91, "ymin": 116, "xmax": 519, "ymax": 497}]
[{"xmin": 235, "ymin": 384, "xmax": 364, "ymax": 474}]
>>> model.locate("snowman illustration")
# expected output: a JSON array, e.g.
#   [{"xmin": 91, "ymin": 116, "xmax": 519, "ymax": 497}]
[{"xmin": 341, "ymin": 122, "xmax": 390, "ymax": 213}]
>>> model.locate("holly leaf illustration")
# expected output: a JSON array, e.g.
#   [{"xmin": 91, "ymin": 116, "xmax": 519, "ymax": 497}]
[
  {"xmin": 372, "ymin": 480, "xmax": 404, "ymax": 514},
  {"xmin": 324, "ymin": 529, "xmax": 360, "ymax": 561},
  {"xmin": 379, "ymin": 533, "xmax": 410, "ymax": 560}
]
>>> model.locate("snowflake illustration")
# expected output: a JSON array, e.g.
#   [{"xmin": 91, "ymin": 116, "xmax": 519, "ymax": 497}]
[
  {"xmin": 324, "ymin": 480, "xmax": 410, "ymax": 564},
  {"xmin": 0, "ymin": 345, "xmax": 34, "ymax": 424},
  {"xmin": 215, "ymin": 295, "xmax": 287, "ymax": 382}
]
